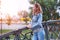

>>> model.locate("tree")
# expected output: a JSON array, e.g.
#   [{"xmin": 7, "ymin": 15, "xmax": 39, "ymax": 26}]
[{"xmin": 29, "ymin": 0, "xmax": 59, "ymax": 21}]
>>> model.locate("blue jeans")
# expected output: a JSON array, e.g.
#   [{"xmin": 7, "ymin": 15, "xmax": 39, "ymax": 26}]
[{"xmin": 32, "ymin": 28, "xmax": 45, "ymax": 40}]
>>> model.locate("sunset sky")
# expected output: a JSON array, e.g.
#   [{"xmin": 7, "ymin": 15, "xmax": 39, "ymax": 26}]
[{"xmin": 1, "ymin": 0, "xmax": 32, "ymax": 18}]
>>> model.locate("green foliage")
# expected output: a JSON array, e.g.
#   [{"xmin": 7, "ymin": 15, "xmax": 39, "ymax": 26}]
[
  {"xmin": 0, "ymin": 30, "xmax": 11, "ymax": 34},
  {"xmin": 29, "ymin": 0, "xmax": 59, "ymax": 21}
]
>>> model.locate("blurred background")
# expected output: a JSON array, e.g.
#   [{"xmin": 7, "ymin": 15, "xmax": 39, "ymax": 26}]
[{"xmin": 0, "ymin": 0, "xmax": 60, "ymax": 40}]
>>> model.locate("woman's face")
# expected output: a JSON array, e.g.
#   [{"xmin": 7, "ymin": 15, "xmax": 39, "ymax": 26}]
[
  {"xmin": 32, "ymin": 6, "xmax": 37, "ymax": 14},
  {"xmin": 32, "ymin": 4, "xmax": 40, "ymax": 14}
]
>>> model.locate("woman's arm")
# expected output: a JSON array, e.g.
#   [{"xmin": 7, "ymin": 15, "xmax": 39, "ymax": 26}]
[
  {"xmin": 32, "ymin": 14, "xmax": 42, "ymax": 28},
  {"xmin": 26, "ymin": 14, "xmax": 43, "ymax": 28}
]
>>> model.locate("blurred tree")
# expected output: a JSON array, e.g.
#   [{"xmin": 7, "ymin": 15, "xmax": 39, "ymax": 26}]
[
  {"xmin": 29, "ymin": 0, "xmax": 59, "ymax": 21},
  {"xmin": 6, "ymin": 14, "xmax": 11, "ymax": 25},
  {"xmin": 20, "ymin": 11, "xmax": 31, "ymax": 24}
]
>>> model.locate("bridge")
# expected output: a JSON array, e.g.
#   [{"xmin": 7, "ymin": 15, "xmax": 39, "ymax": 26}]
[{"xmin": 0, "ymin": 20, "xmax": 60, "ymax": 40}]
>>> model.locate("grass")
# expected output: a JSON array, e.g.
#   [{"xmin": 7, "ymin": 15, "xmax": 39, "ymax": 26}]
[{"xmin": 0, "ymin": 29, "xmax": 11, "ymax": 34}]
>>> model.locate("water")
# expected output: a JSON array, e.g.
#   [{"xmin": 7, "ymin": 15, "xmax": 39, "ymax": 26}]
[{"xmin": 0, "ymin": 23, "xmax": 26, "ymax": 30}]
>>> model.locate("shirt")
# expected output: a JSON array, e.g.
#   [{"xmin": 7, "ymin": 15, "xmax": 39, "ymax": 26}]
[{"xmin": 30, "ymin": 13, "xmax": 43, "ymax": 30}]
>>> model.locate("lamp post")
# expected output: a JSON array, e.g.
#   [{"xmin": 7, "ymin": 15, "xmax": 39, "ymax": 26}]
[
  {"xmin": 0, "ymin": 13, "xmax": 2, "ymax": 35},
  {"xmin": 0, "ymin": 13, "xmax": 2, "ymax": 36},
  {"xmin": 0, "ymin": 0, "xmax": 2, "ymax": 35}
]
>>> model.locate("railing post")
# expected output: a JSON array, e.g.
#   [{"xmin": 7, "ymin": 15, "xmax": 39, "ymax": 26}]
[
  {"xmin": 44, "ymin": 23, "xmax": 49, "ymax": 40},
  {"xmin": 14, "ymin": 34, "xmax": 20, "ymax": 40},
  {"xmin": 5, "ymin": 36, "xmax": 10, "ymax": 40},
  {"xmin": 58, "ymin": 32, "xmax": 60, "ymax": 39},
  {"xmin": 14, "ymin": 33, "xmax": 21, "ymax": 40},
  {"xmin": 0, "ymin": 38, "xmax": 3, "ymax": 40}
]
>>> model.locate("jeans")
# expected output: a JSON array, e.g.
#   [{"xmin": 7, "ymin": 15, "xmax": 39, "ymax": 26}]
[{"xmin": 32, "ymin": 28, "xmax": 45, "ymax": 40}]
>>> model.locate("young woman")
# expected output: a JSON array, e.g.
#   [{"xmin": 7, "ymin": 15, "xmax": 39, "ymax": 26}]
[{"xmin": 26, "ymin": 3, "xmax": 45, "ymax": 40}]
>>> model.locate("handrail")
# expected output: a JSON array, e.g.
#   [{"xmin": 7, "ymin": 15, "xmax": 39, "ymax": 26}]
[
  {"xmin": 0, "ymin": 27, "xmax": 28, "ymax": 39},
  {"xmin": 42, "ymin": 20, "xmax": 60, "ymax": 23},
  {"xmin": 0, "ymin": 20, "xmax": 60, "ymax": 40}
]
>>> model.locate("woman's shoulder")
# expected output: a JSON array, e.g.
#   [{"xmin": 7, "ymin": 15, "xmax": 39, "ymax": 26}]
[{"xmin": 38, "ymin": 13, "xmax": 42, "ymax": 16}]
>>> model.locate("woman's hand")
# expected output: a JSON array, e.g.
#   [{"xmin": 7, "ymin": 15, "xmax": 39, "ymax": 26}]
[{"xmin": 26, "ymin": 24, "xmax": 32, "ymax": 28}]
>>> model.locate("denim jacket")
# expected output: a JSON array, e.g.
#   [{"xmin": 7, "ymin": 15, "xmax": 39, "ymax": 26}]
[{"xmin": 30, "ymin": 13, "xmax": 43, "ymax": 30}]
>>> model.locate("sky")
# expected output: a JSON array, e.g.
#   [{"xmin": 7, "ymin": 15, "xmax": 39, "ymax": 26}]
[{"xmin": 1, "ymin": 0, "xmax": 32, "ymax": 18}]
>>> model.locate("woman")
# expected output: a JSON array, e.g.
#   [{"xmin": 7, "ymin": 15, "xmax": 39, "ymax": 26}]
[{"xmin": 26, "ymin": 3, "xmax": 45, "ymax": 40}]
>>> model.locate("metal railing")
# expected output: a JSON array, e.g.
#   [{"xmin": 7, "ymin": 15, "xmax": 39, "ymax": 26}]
[
  {"xmin": 43, "ymin": 20, "xmax": 60, "ymax": 40},
  {"xmin": 0, "ymin": 20, "xmax": 60, "ymax": 40}
]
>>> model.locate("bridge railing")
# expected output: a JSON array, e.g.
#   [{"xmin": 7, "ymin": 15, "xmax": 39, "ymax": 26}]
[
  {"xmin": 43, "ymin": 20, "xmax": 60, "ymax": 40},
  {"xmin": 0, "ymin": 20, "xmax": 60, "ymax": 40},
  {"xmin": 0, "ymin": 26, "xmax": 33, "ymax": 40}
]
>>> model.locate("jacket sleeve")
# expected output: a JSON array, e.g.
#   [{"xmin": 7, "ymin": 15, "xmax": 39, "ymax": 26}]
[{"xmin": 32, "ymin": 14, "xmax": 43, "ymax": 28}]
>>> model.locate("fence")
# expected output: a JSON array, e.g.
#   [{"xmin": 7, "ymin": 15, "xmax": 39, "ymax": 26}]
[{"xmin": 0, "ymin": 20, "xmax": 60, "ymax": 40}]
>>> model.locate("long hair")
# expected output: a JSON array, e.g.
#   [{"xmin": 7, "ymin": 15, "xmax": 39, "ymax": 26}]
[{"xmin": 32, "ymin": 3, "xmax": 43, "ymax": 14}]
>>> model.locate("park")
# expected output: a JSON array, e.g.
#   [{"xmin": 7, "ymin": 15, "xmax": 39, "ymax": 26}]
[{"xmin": 0, "ymin": 0, "xmax": 60, "ymax": 40}]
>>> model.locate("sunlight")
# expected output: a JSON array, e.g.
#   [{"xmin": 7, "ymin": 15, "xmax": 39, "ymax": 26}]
[{"xmin": 1, "ymin": 0, "xmax": 31, "ymax": 17}]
